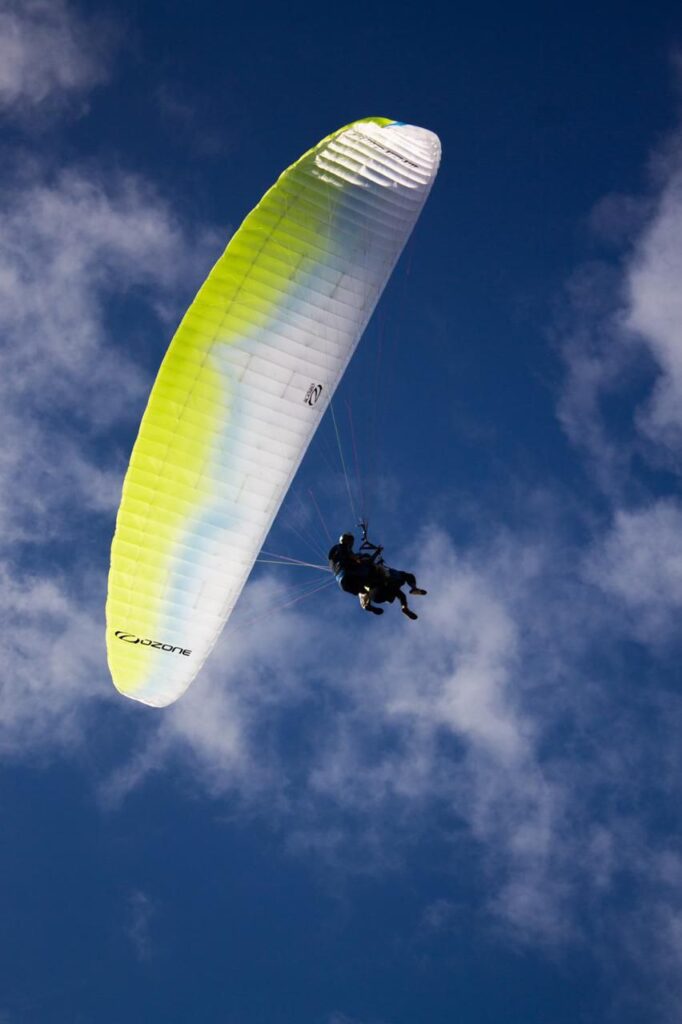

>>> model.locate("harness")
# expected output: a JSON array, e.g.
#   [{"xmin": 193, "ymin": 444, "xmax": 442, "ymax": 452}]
[{"xmin": 357, "ymin": 519, "xmax": 384, "ymax": 565}]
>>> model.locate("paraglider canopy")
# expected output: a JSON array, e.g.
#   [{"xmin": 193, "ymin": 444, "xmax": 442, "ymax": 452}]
[{"xmin": 106, "ymin": 117, "xmax": 441, "ymax": 707}]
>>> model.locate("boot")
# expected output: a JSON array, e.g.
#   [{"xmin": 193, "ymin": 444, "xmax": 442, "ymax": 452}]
[
  {"xmin": 401, "ymin": 607, "xmax": 418, "ymax": 620},
  {"xmin": 410, "ymin": 587, "xmax": 427, "ymax": 596}
]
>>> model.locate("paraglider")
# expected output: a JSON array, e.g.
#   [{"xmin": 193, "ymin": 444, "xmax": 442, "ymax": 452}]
[
  {"xmin": 106, "ymin": 117, "xmax": 441, "ymax": 707},
  {"xmin": 327, "ymin": 525, "xmax": 427, "ymax": 619}
]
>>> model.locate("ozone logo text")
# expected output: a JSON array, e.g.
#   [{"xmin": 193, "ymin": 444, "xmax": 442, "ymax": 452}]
[
  {"xmin": 304, "ymin": 383, "xmax": 323, "ymax": 406},
  {"xmin": 114, "ymin": 630, "xmax": 191, "ymax": 656}
]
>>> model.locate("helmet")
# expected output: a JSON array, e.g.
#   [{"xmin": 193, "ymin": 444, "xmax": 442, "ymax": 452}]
[{"xmin": 339, "ymin": 533, "xmax": 355, "ymax": 546}]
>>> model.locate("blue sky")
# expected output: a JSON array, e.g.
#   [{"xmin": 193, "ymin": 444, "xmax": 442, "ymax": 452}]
[{"xmin": 3, "ymin": 1, "xmax": 682, "ymax": 1022}]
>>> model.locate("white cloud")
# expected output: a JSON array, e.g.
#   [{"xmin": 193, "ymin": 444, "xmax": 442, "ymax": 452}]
[
  {"xmin": 0, "ymin": 164, "xmax": 219, "ymax": 543},
  {"xmin": 0, "ymin": 564, "xmax": 109, "ymax": 756},
  {"xmin": 327, "ymin": 1015, "xmax": 374, "ymax": 1024},
  {"xmin": 558, "ymin": 128, "xmax": 682, "ymax": 491},
  {"xmin": 585, "ymin": 499, "xmax": 682, "ymax": 643},
  {"xmin": 0, "ymin": 0, "xmax": 115, "ymax": 117},
  {"xmin": 126, "ymin": 889, "xmax": 155, "ymax": 962},
  {"xmin": 84, "ymin": 512, "xmax": 680, "ymax": 973},
  {"xmin": 327, "ymin": 1015, "xmax": 380, "ymax": 1024},
  {"xmin": 98, "ymin": 529, "xmax": 574, "ymax": 943},
  {"xmin": 627, "ymin": 163, "xmax": 682, "ymax": 449},
  {"xmin": 556, "ymin": 260, "xmax": 645, "ymax": 494}
]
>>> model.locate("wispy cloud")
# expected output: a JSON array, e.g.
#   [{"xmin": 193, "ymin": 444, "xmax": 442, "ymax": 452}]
[
  {"xmin": 557, "ymin": 128, "xmax": 682, "ymax": 494},
  {"xmin": 98, "ymin": 527, "xmax": 579, "ymax": 948},
  {"xmin": 584, "ymin": 498, "xmax": 682, "ymax": 644},
  {"xmin": 0, "ymin": 564, "xmax": 105, "ymax": 756},
  {"xmin": 0, "ymin": 163, "xmax": 219, "ymax": 545},
  {"xmin": 0, "ymin": 0, "xmax": 117, "ymax": 119},
  {"xmin": 126, "ymin": 889, "xmax": 156, "ymax": 962},
  {"xmin": 327, "ymin": 1015, "xmax": 383, "ymax": 1024},
  {"xmin": 626, "ymin": 147, "xmax": 682, "ymax": 451}
]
